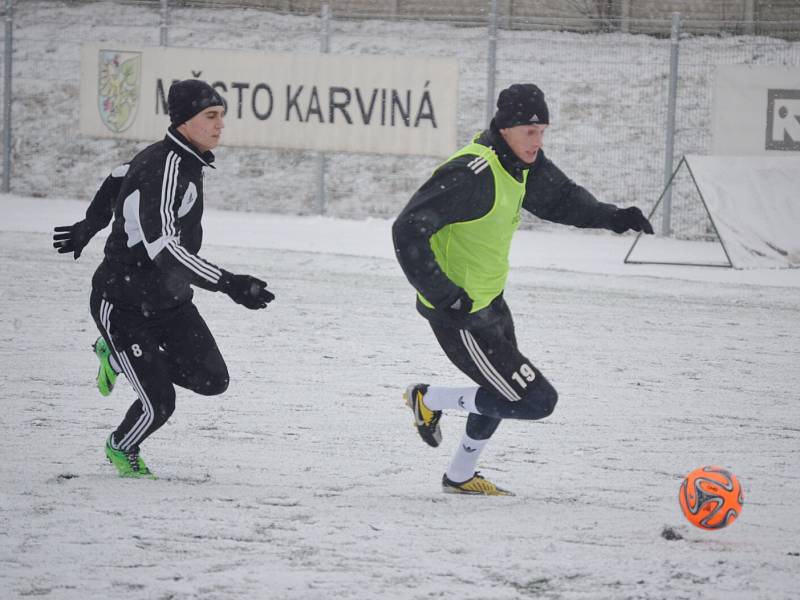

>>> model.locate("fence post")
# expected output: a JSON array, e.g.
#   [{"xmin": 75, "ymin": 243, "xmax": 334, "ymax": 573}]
[
  {"xmin": 662, "ymin": 12, "xmax": 680, "ymax": 237},
  {"xmin": 485, "ymin": 0, "xmax": 498, "ymax": 125},
  {"xmin": 160, "ymin": 0, "xmax": 169, "ymax": 46},
  {"xmin": 620, "ymin": 0, "xmax": 630, "ymax": 33},
  {"xmin": 744, "ymin": 0, "xmax": 755, "ymax": 35},
  {"xmin": 2, "ymin": 0, "xmax": 12, "ymax": 193},
  {"xmin": 316, "ymin": 3, "xmax": 331, "ymax": 215}
]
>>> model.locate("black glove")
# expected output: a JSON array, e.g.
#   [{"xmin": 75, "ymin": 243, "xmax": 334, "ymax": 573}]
[
  {"xmin": 444, "ymin": 290, "xmax": 473, "ymax": 320},
  {"xmin": 610, "ymin": 207, "xmax": 654, "ymax": 234},
  {"xmin": 52, "ymin": 220, "xmax": 93, "ymax": 259},
  {"xmin": 219, "ymin": 271, "xmax": 275, "ymax": 310}
]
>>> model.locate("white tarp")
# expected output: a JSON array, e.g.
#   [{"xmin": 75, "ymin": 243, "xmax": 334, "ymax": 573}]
[
  {"xmin": 686, "ymin": 154, "xmax": 800, "ymax": 269},
  {"xmin": 712, "ymin": 65, "xmax": 800, "ymax": 156},
  {"xmin": 79, "ymin": 44, "xmax": 458, "ymax": 157}
]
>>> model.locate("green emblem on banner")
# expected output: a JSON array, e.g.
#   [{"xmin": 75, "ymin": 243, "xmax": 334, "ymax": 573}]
[{"xmin": 98, "ymin": 50, "xmax": 141, "ymax": 133}]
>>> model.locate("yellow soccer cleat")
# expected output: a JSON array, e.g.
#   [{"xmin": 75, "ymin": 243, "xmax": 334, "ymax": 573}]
[
  {"xmin": 442, "ymin": 472, "xmax": 514, "ymax": 496},
  {"xmin": 404, "ymin": 383, "xmax": 442, "ymax": 447}
]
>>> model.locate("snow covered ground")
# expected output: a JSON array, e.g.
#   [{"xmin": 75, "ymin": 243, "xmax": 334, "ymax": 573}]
[{"xmin": 2, "ymin": 195, "xmax": 800, "ymax": 599}]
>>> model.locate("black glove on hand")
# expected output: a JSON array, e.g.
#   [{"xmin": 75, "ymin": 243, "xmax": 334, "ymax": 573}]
[
  {"xmin": 610, "ymin": 207, "xmax": 654, "ymax": 234},
  {"xmin": 52, "ymin": 220, "xmax": 93, "ymax": 259},
  {"xmin": 444, "ymin": 290, "xmax": 473, "ymax": 320},
  {"xmin": 219, "ymin": 271, "xmax": 275, "ymax": 310}
]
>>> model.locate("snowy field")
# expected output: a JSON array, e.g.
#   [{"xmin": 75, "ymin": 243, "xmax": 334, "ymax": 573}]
[{"xmin": 2, "ymin": 196, "xmax": 800, "ymax": 599}]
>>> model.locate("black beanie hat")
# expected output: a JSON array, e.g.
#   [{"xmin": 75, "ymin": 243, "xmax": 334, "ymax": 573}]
[
  {"xmin": 494, "ymin": 83, "xmax": 549, "ymax": 129},
  {"xmin": 168, "ymin": 79, "xmax": 226, "ymax": 127}
]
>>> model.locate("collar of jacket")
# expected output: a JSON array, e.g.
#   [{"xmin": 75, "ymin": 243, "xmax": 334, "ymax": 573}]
[
  {"xmin": 165, "ymin": 127, "xmax": 216, "ymax": 169},
  {"xmin": 479, "ymin": 121, "xmax": 535, "ymax": 181}
]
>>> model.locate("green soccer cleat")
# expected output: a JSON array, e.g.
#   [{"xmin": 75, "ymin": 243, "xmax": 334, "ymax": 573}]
[
  {"xmin": 105, "ymin": 435, "xmax": 156, "ymax": 479},
  {"xmin": 442, "ymin": 472, "xmax": 514, "ymax": 496},
  {"xmin": 404, "ymin": 383, "xmax": 442, "ymax": 448},
  {"xmin": 94, "ymin": 337, "xmax": 118, "ymax": 397}
]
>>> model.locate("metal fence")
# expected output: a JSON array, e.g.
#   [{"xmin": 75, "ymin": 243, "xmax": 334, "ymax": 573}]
[{"xmin": 1, "ymin": 0, "xmax": 799, "ymax": 238}]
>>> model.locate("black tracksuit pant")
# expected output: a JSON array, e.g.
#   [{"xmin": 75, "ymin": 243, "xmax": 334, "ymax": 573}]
[
  {"xmin": 428, "ymin": 300, "xmax": 558, "ymax": 441},
  {"xmin": 90, "ymin": 289, "xmax": 229, "ymax": 451}
]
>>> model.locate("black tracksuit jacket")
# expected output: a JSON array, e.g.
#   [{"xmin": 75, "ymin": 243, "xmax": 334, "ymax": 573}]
[
  {"xmin": 392, "ymin": 123, "xmax": 623, "ymax": 328},
  {"xmin": 86, "ymin": 127, "xmax": 226, "ymax": 313}
]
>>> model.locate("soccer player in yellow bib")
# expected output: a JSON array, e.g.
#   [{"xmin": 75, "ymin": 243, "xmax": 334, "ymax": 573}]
[{"xmin": 393, "ymin": 83, "xmax": 653, "ymax": 495}]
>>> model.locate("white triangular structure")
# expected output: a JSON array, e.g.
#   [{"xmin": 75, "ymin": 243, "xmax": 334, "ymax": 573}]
[{"xmin": 626, "ymin": 154, "xmax": 800, "ymax": 269}]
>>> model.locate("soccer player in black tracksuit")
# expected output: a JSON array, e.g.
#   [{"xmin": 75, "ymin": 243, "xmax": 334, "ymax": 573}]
[
  {"xmin": 393, "ymin": 84, "xmax": 654, "ymax": 495},
  {"xmin": 53, "ymin": 80, "xmax": 275, "ymax": 478}
]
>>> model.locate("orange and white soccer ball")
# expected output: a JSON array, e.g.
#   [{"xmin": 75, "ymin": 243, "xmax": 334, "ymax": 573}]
[{"xmin": 679, "ymin": 466, "xmax": 743, "ymax": 530}]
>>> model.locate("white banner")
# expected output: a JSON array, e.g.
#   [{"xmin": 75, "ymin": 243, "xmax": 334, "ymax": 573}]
[
  {"xmin": 712, "ymin": 65, "xmax": 800, "ymax": 156},
  {"xmin": 687, "ymin": 154, "xmax": 800, "ymax": 268},
  {"xmin": 80, "ymin": 44, "xmax": 458, "ymax": 157}
]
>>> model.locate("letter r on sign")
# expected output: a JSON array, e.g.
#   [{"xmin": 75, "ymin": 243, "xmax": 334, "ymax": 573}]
[{"xmin": 766, "ymin": 89, "xmax": 800, "ymax": 151}]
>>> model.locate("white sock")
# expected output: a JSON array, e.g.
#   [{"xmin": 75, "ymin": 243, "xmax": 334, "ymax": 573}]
[
  {"xmin": 424, "ymin": 386, "xmax": 478, "ymax": 413},
  {"xmin": 445, "ymin": 433, "xmax": 489, "ymax": 483}
]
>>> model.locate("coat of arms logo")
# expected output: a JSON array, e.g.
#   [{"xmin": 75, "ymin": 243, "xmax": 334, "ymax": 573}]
[{"xmin": 97, "ymin": 50, "xmax": 141, "ymax": 133}]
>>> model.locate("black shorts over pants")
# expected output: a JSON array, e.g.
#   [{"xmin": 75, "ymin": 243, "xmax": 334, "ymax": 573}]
[
  {"xmin": 90, "ymin": 289, "xmax": 229, "ymax": 451},
  {"xmin": 428, "ymin": 299, "xmax": 558, "ymax": 440}
]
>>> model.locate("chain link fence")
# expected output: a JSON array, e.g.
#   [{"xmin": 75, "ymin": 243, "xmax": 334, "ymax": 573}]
[{"xmin": 1, "ymin": 1, "xmax": 799, "ymax": 237}]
